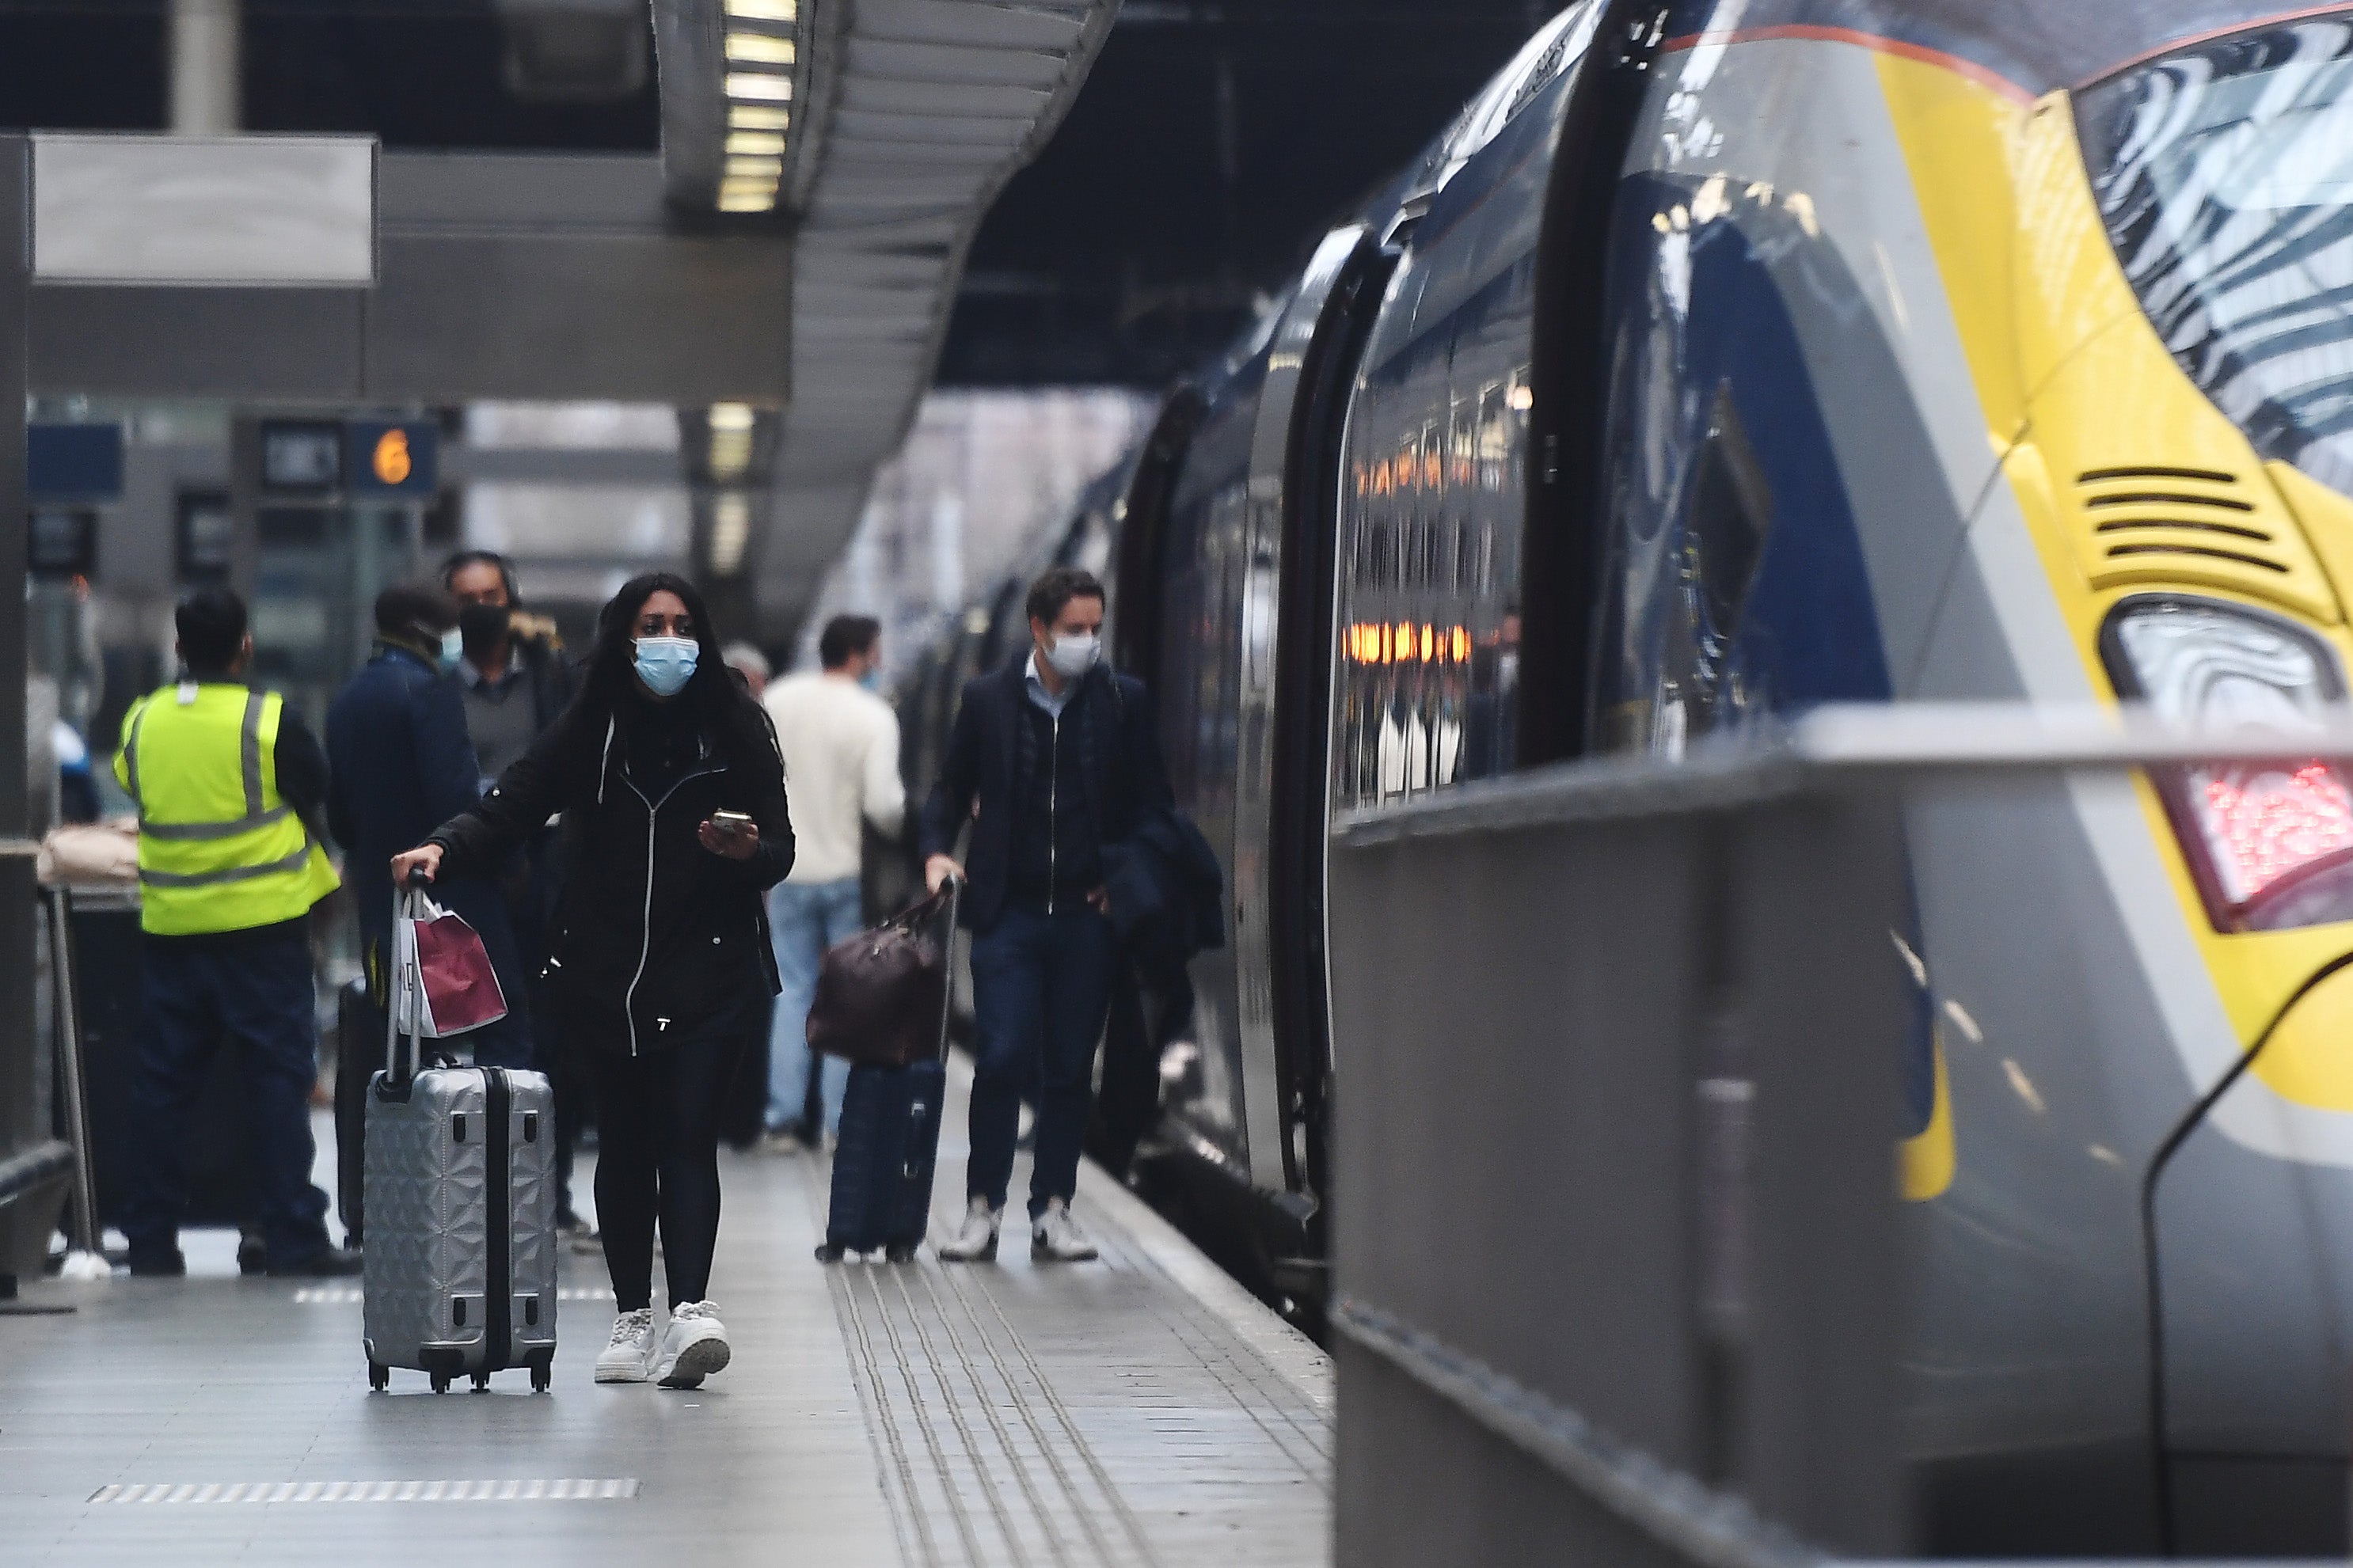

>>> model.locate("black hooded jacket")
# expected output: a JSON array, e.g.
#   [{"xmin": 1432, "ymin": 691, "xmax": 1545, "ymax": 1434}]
[{"xmin": 427, "ymin": 689, "xmax": 794, "ymax": 1055}]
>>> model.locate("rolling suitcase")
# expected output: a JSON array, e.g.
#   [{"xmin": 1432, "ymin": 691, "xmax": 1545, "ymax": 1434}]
[
  {"xmin": 333, "ymin": 977, "xmax": 381, "ymax": 1246},
  {"xmin": 817, "ymin": 881, "xmax": 958, "ymax": 1262},
  {"xmin": 363, "ymin": 884, "xmax": 558, "ymax": 1393}
]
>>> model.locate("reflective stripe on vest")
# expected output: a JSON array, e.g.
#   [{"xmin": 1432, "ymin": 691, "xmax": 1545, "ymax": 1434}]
[{"xmin": 120, "ymin": 684, "xmax": 340, "ymax": 936}]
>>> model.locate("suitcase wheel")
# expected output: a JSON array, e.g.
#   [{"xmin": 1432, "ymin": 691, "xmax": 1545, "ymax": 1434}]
[
  {"xmin": 884, "ymin": 1243, "xmax": 918, "ymax": 1264},
  {"xmin": 530, "ymin": 1359, "xmax": 552, "ymax": 1394},
  {"xmin": 430, "ymin": 1372, "xmax": 451, "ymax": 1395},
  {"xmin": 368, "ymin": 1361, "xmax": 390, "ymax": 1392},
  {"xmin": 471, "ymin": 1371, "xmax": 492, "ymax": 1392},
  {"xmin": 814, "ymin": 1243, "xmax": 844, "ymax": 1263}
]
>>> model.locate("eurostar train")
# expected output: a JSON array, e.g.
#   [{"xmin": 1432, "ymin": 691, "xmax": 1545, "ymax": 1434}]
[{"xmin": 904, "ymin": 2, "xmax": 2353, "ymax": 1551}]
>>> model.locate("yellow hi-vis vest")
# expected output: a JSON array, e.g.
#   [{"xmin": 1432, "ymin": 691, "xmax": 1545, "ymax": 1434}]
[{"xmin": 112, "ymin": 683, "xmax": 340, "ymax": 936}]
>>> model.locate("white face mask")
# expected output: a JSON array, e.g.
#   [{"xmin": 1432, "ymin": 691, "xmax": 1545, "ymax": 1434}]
[{"xmin": 1046, "ymin": 630, "xmax": 1100, "ymax": 680}]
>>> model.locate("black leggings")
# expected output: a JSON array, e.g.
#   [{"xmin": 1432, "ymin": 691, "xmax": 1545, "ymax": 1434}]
[{"xmin": 587, "ymin": 1027, "xmax": 733, "ymax": 1312}]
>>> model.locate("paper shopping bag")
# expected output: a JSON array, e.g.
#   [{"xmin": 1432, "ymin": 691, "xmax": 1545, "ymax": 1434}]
[{"xmin": 391, "ymin": 890, "xmax": 509, "ymax": 1038}]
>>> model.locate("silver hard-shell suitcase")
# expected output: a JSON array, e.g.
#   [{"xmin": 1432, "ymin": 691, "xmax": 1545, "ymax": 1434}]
[{"xmin": 363, "ymin": 883, "xmax": 558, "ymax": 1392}]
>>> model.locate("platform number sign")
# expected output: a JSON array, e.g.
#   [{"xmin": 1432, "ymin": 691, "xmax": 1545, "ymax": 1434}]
[{"xmin": 347, "ymin": 420, "xmax": 437, "ymax": 499}]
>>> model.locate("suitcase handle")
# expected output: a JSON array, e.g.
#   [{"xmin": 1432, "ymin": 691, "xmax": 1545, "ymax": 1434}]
[
  {"xmin": 930, "ymin": 876, "xmax": 960, "ymax": 1065},
  {"xmin": 383, "ymin": 879, "xmax": 434, "ymax": 1089}
]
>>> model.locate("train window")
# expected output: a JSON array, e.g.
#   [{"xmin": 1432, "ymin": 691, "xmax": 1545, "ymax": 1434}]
[
  {"xmin": 1335, "ymin": 344, "xmax": 1532, "ymax": 811},
  {"xmin": 2078, "ymin": 18, "xmax": 2353, "ymax": 497}
]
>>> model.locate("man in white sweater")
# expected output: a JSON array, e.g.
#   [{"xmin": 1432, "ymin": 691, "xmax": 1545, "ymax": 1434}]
[{"xmin": 758, "ymin": 615, "xmax": 906, "ymax": 1148}]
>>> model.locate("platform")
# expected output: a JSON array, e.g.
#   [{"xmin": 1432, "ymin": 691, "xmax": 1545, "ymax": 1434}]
[{"xmin": 0, "ymin": 1066, "xmax": 1332, "ymax": 1565}]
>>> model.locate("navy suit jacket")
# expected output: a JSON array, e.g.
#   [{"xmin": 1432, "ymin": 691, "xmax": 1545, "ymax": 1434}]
[
  {"xmin": 325, "ymin": 644, "xmax": 498, "ymax": 951},
  {"xmin": 918, "ymin": 657, "xmax": 1173, "ymax": 933}
]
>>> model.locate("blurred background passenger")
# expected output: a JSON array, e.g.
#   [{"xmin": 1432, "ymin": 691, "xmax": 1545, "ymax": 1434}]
[
  {"xmin": 758, "ymin": 614, "xmax": 903, "ymax": 1151},
  {"xmin": 722, "ymin": 641, "xmax": 771, "ymax": 700},
  {"xmin": 116, "ymin": 587, "xmax": 352, "ymax": 1278},
  {"xmin": 325, "ymin": 583, "xmax": 534, "ymax": 1072},
  {"xmin": 53, "ymin": 716, "xmax": 97, "ymax": 823},
  {"xmin": 441, "ymin": 549, "xmax": 591, "ymax": 1243}
]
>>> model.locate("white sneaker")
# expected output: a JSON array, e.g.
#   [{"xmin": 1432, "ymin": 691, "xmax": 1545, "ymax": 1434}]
[
  {"xmin": 652, "ymin": 1300, "xmax": 732, "ymax": 1389},
  {"xmin": 595, "ymin": 1308, "xmax": 655, "ymax": 1384},
  {"xmin": 1031, "ymin": 1198, "xmax": 1097, "ymax": 1262},
  {"xmin": 937, "ymin": 1197, "xmax": 1001, "ymax": 1262}
]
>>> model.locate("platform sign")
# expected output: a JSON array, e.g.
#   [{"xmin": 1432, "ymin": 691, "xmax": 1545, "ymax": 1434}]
[
  {"xmin": 31, "ymin": 134, "xmax": 375, "ymax": 287},
  {"xmin": 27, "ymin": 507, "xmax": 95, "ymax": 580},
  {"xmin": 27, "ymin": 423, "xmax": 122, "ymax": 502},
  {"xmin": 347, "ymin": 420, "xmax": 437, "ymax": 498},
  {"xmin": 260, "ymin": 420, "xmax": 343, "ymax": 493}
]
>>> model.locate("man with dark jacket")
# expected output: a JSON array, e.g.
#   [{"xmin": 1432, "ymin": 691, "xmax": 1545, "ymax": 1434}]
[
  {"xmin": 922, "ymin": 567, "xmax": 1174, "ymax": 1262},
  {"xmin": 443, "ymin": 549, "xmax": 590, "ymax": 1236},
  {"xmin": 325, "ymin": 583, "xmax": 533, "ymax": 1069}
]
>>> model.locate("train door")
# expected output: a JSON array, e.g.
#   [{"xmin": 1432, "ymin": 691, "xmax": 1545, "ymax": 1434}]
[{"xmin": 1261, "ymin": 231, "xmax": 1400, "ymax": 1210}]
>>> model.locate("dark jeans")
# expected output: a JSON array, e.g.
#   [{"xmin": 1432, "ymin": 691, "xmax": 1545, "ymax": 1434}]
[
  {"xmin": 587, "ymin": 1019, "xmax": 736, "ymax": 1312},
  {"xmin": 967, "ymin": 905, "xmax": 1115, "ymax": 1218},
  {"xmin": 125, "ymin": 924, "xmax": 334, "ymax": 1266}
]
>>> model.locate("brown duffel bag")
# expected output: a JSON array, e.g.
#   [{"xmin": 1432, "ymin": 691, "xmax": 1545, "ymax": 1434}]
[{"xmin": 805, "ymin": 881, "xmax": 959, "ymax": 1069}]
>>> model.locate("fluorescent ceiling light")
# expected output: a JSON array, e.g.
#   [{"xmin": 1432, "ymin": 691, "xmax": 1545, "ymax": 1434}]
[
  {"xmin": 728, "ymin": 104, "xmax": 791, "ymax": 131},
  {"xmin": 724, "ymin": 0, "xmax": 796, "ymax": 19},
  {"xmin": 709, "ymin": 494, "xmax": 752, "ymax": 575},
  {"xmin": 727, "ymin": 131, "xmax": 786, "ymax": 156},
  {"xmin": 724, "ymin": 32, "xmax": 796, "ymax": 65},
  {"xmin": 725, "ymin": 73, "xmax": 793, "ymax": 102},
  {"xmin": 718, "ymin": 190, "xmax": 777, "ymax": 212},
  {"xmin": 726, "ymin": 156, "xmax": 784, "ymax": 180},
  {"xmin": 709, "ymin": 403, "xmax": 756, "ymax": 431}
]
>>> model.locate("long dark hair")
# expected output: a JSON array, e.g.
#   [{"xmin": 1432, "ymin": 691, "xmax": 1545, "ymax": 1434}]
[{"xmin": 577, "ymin": 571, "xmax": 774, "ymax": 764}]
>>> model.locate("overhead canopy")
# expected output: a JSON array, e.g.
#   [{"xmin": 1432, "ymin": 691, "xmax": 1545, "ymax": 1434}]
[
  {"xmin": 25, "ymin": 0, "xmax": 1119, "ymax": 644},
  {"xmin": 653, "ymin": 0, "xmax": 1119, "ymax": 636}
]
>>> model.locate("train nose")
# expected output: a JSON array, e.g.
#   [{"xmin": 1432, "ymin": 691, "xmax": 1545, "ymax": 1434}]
[{"xmin": 2150, "ymin": 993, "xmax": 2353, "ymax": 1555}]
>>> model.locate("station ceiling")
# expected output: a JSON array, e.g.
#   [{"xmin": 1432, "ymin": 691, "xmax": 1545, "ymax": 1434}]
[{"xmin": 0, "ymin": 0, "xmax": 1548, "ymax": 640}]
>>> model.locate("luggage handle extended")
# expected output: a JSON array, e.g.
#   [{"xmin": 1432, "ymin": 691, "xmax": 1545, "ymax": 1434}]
[
  {"xmin": 881, "ymin": 875, "xmax": 961, "ymax": 1065},
  {"xmin": 928, "ymin": 875, "xmax": 961, "ymax": 1065},
  {"xmin": 382, "ymin": 866, "xmax": 434, "ymax": 1091}
]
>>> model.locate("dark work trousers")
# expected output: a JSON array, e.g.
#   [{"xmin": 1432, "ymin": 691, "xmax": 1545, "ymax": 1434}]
[
  {"xmin": 967, "ymin": 905, "xmax": 1116, "ymax": 1218},
  {"xmin": 124, "ymin": 922, "xmax": 335, "ymax": 1266},
  {"xmin": 586, "ymin": 1017, "xmax": 737, "ymax": 1312}
]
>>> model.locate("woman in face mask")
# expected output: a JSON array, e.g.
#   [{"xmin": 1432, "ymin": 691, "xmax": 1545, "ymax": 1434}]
[{"xmin": 392, "ymin": 572, "xmax": 794, "ymax": 1392}]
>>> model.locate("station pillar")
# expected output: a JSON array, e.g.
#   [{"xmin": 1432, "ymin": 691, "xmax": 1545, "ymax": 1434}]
[{"xmin": 0, "ymin": 134, "xmax": 67, "ymax": 1295}]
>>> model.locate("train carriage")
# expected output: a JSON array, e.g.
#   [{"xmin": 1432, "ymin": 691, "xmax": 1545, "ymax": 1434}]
[{"xmin": 910, "ymin": 2, "xmax": 2353, "ymax": 1551}]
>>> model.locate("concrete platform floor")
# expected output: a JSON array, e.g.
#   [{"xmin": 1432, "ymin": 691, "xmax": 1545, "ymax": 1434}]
[{"xmin": 0, "ymin": 1066, "xmax": 1332, "ymax": 1566}]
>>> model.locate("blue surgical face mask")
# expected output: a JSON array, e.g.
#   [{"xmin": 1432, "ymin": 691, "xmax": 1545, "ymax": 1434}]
[
  {"xmin": 859, "ymin": 667, "xmax": 883, "ymax": 693},
  {"xmin": 634, "ymin": 635, "xmax": 698, "ymax": 697},
  {"xmin": 438, "ymin": 628, "xmax": 464, "ymax": 674}
]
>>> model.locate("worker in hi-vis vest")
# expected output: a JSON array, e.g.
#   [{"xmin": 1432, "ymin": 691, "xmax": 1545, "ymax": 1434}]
[{"xmin": 110, "ymin": 587, "xmax": 359, "ymax": 1278}]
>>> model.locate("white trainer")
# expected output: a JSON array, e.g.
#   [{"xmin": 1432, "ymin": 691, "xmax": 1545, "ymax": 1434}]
[
  {"xmin": 937, "ymin": 1197, "xmax": 1002, "ymax": 1262},
  {"xmin": 595, "ymin": 1308, "xmax": 655, "ymax": 1384},
  {"xmin": 653, "ymin": 1300, "xmax": 732, "ymax": 1389},
  {"xmin": 1031, "ymin": 1198, "xmax": 1097, "ymax": 1262}
]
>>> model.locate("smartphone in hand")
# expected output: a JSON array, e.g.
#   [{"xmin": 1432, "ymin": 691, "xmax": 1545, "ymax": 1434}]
[{"xmin": 709, "ymin": 810, "xmax": 755, "ymax": 837}]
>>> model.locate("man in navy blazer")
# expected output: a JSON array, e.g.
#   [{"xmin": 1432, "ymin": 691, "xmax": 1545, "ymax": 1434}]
[
  {"xmin": 326, "ymin": 583, "xmax": 533, "ymax": 1073},
  {"xmin": 920, "ymin": 566, "xmax": 1173, "ymax": 1262}
]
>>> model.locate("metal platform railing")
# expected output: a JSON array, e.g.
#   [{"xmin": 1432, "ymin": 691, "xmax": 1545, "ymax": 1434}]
[{"xmin": 1323, "ymin": 703, "xmax": 2353, "ymax": 1566}]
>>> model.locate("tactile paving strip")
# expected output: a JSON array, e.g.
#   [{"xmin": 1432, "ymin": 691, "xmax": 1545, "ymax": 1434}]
[
  {"xmin": 89, "ymin": 1479, "xmax": 641, "ymax": 1504},
  {"xmin": 811, "ymin": 1141, "xmax": 1330, "ymax": 1567}
]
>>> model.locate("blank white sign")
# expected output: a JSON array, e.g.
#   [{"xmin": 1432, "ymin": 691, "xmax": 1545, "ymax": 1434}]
[{"xmin": 32, "ymin": 134, "xmax": 375, "ymax": 286}]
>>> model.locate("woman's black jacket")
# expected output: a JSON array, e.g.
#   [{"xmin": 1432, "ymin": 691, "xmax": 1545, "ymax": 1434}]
[{"xmin": 427, "ymin": 694, "xmax": 794, "ymax": 1056}]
